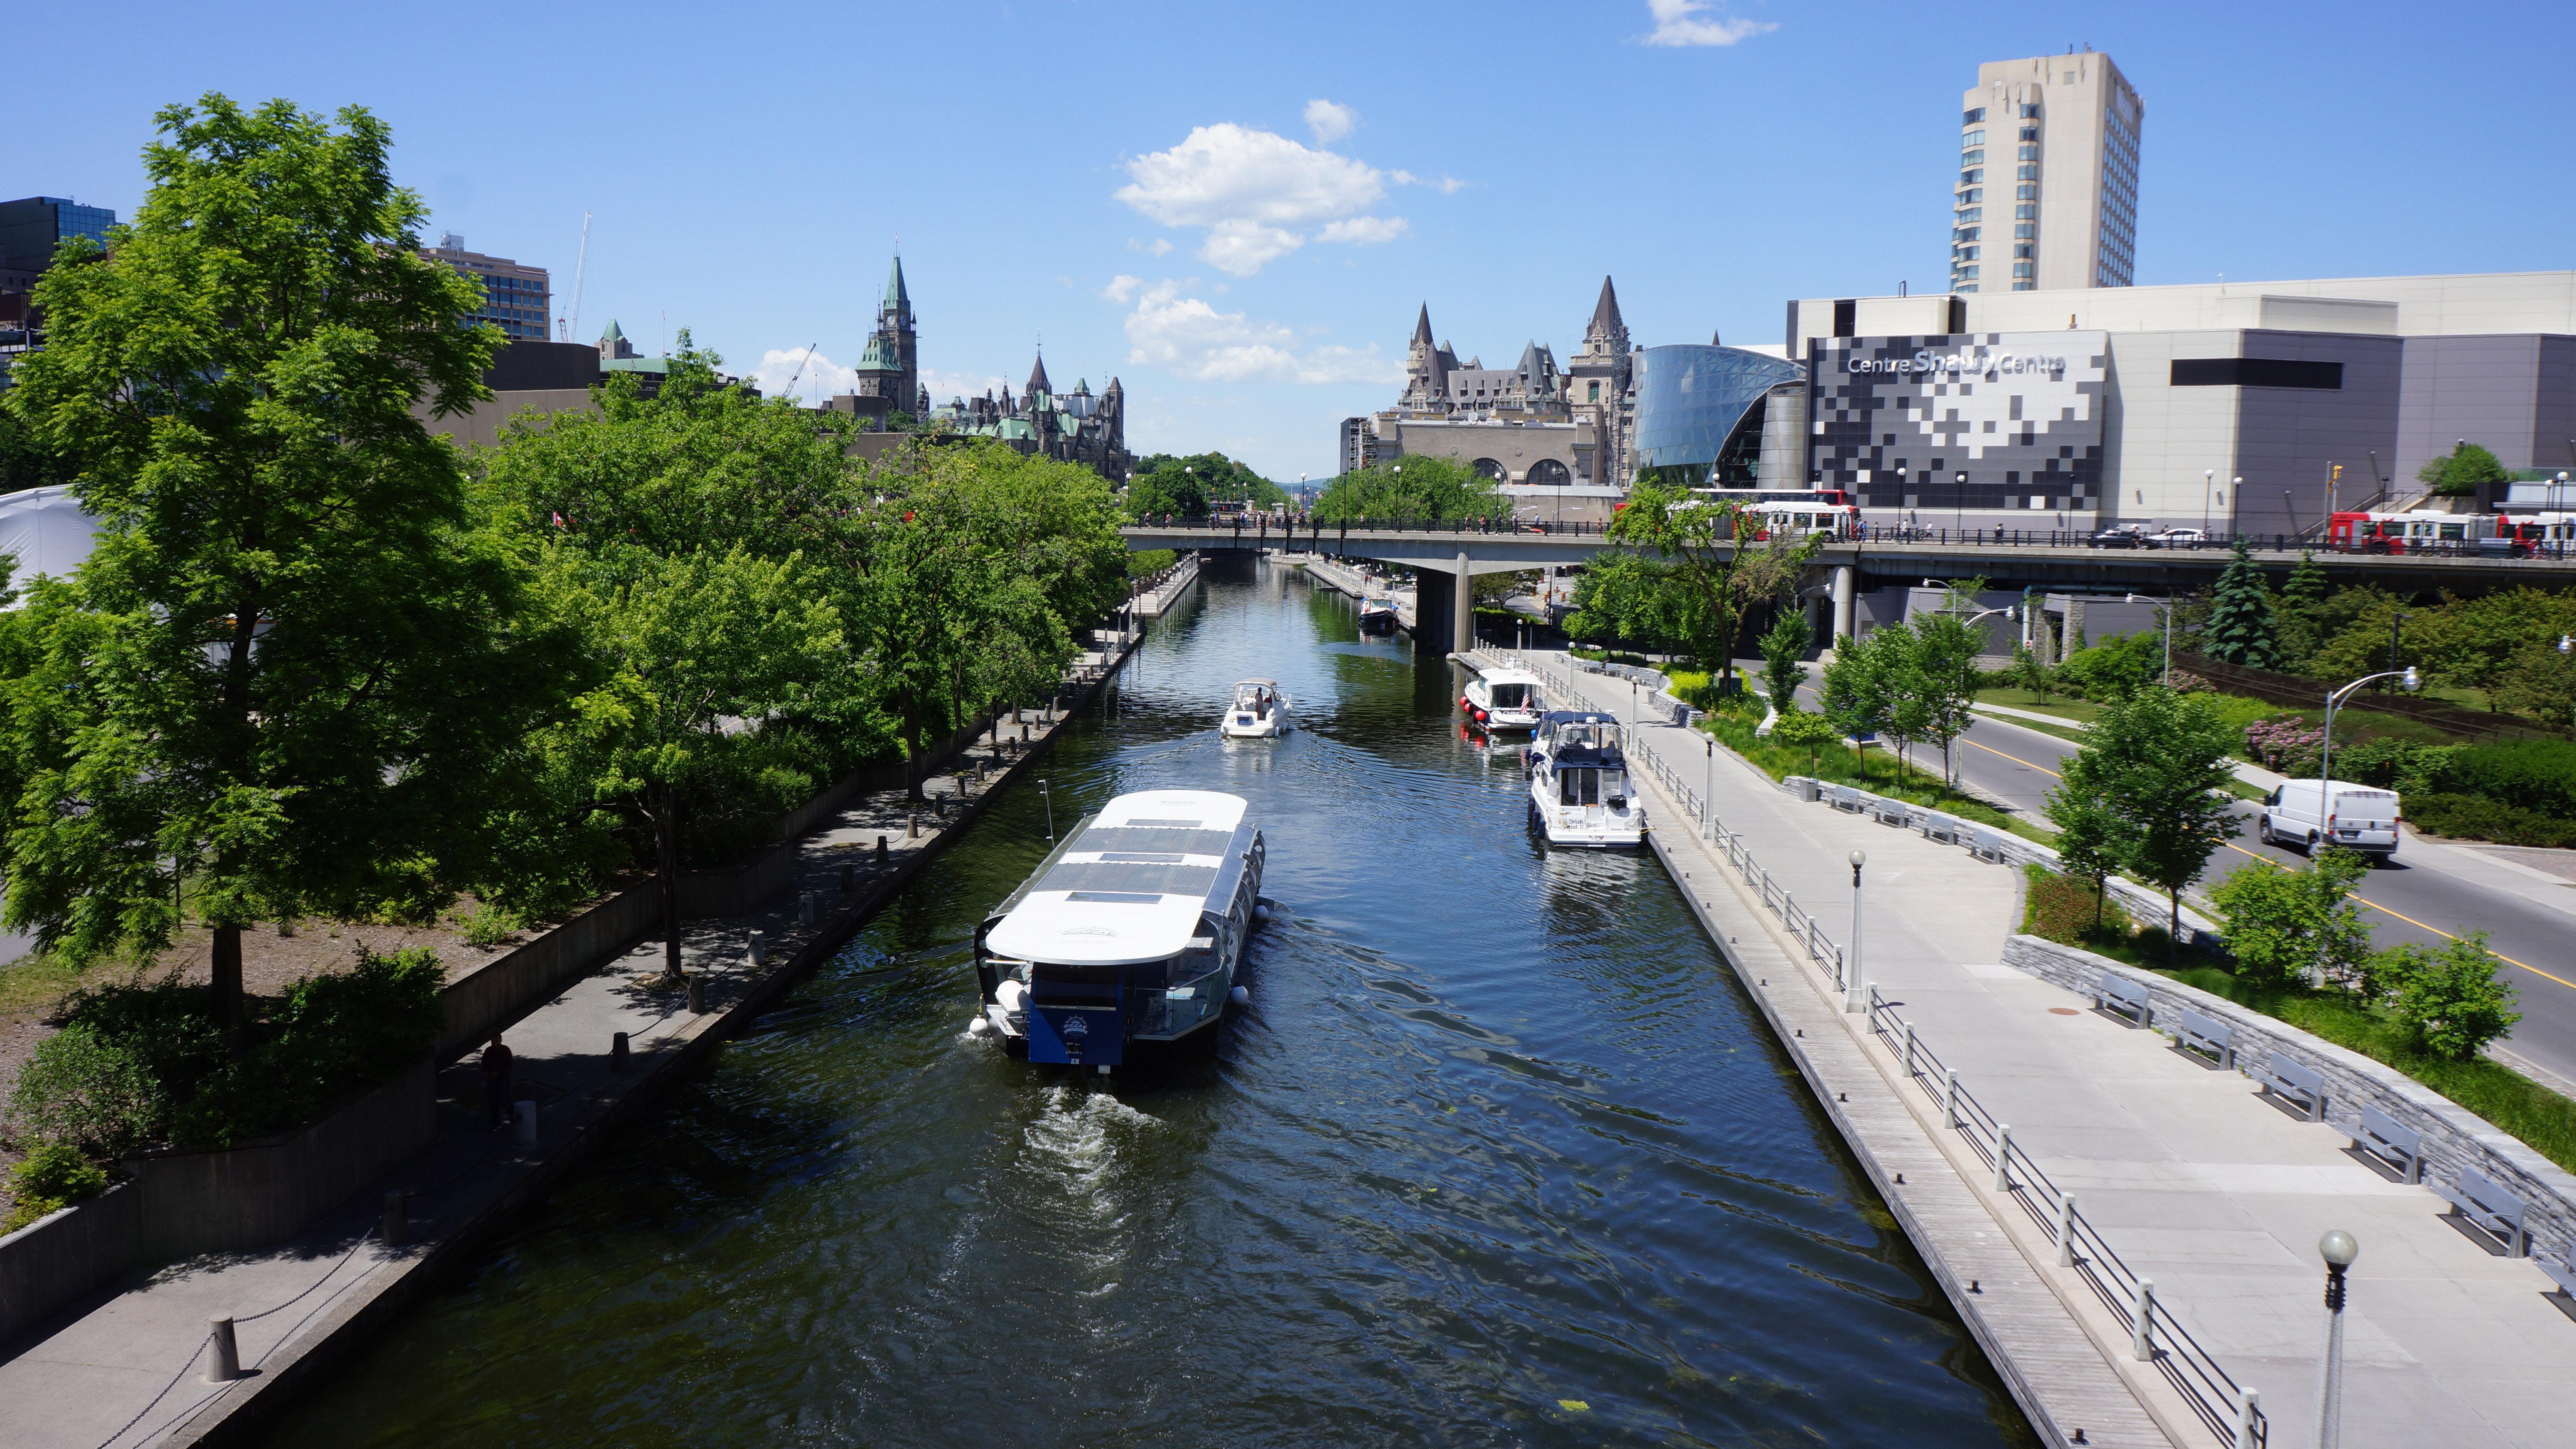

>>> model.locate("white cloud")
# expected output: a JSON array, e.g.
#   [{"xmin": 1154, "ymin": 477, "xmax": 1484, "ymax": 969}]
[
  {"xmin": 1101, "ymin": 273, "xmax": 1145, "ymax": 303},
  {"xmin": 750, "ymin": 346, "xmax": 856, "ymax": 400},
  {"xmin": 1119, "ymin": 278, "xmax": 1402, "ymax": 385},
  {"xmin": 1317, "ymin": 215, "xmax": 1408, "ymax": 246},
  {"xmin": 1391, "ymin": 169, "xmax": 1469, "ymax": 195},
  {"xmin": 1126, "ymin": 236, "xmax": 1174, "ymax": 256},
  {"xmin": 1303, "ymin": 98, "xmax": 1357, "ymax": 143},
  {"xmin": 920, "ymin": 367, "xmax": 1006, "ymax": 405},
  {"xmin": 1114, "ymin": 122, "xmax": 1399, "ymax": 277},
  {"xmin": 1642, "ymin": 0, "xmax": 1775, "ymax": 47}
]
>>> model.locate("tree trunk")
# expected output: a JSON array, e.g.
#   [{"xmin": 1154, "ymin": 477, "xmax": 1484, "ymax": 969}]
[
  {"xmin": 211, "ymin": 924, "xmax": 245, "ymax": 1047},
  {"xmin": 2168, "ymin": 888, "xmax": 2182, "ymax": 962},
  {"xmin": 901, "ymin": 695, "xmax": 928, "ymax": 802},
  {"xmin": 654, "ymin": 782, "xmax": 682, "ymax": 981}
]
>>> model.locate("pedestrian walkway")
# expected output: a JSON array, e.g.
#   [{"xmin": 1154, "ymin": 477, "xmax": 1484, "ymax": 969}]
[
  {"xmin": 1536, "ymin": 651, "xmax": 2576, "ymax": 1449},
  {"xmin": 0, "ymin": 631, "xmax": 1136, "ymax": 1449}
]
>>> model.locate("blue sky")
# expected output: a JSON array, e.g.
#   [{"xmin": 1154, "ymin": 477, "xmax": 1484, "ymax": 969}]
[{"xmin": 9, "ymin": 0, "xmax": 2571, "ymax": 482}]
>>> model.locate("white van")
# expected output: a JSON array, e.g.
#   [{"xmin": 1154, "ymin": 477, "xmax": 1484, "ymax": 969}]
[{"xmin": 2258, "ymin": 780, "xmax": 2401, "ymax": 859}]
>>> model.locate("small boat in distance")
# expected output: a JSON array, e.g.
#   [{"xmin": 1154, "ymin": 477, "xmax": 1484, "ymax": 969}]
[
  {"xmin": 1220, "ymin": 679, "xmax": 1293, "ymax": 738},
  {"xmin": 1462, "ymin": 667, "xmax": 1546, "ymax": 732},
  {"xmin": 971, "ymin": 790, "xmax": 1267, "ymax": 1071},
  {"xmin": 1525, "ymin": 711, "xmax": 1645, "ymax": 849},
  {"xmin": 1357, "ymin": 597, "xmax": 1399, "ymax": 634}
]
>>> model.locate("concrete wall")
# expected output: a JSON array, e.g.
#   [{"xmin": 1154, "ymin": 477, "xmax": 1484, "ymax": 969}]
[
  {"xmin": 2003, "ymin": 934, "xmax": 2576, "ymax": 1269},
  {"xmin": 2398, "ymin": 334, "xmax": 2550, "ymax": 483}
]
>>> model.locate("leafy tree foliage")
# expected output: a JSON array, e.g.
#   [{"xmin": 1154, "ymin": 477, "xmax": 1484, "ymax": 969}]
[
  {"xmin": 1820, "ymin": 629, "xmax": 1894, "ymax": 768},
  {"xmin": 1603, "ymin": 485, "xmax": 1817, "ymax": 685},
  {"xmin": 1757, "ymin": 609, "xmax": 1810, "ymax": 713},
  {"xmin": 2273, "ymin": 552, "xmax": 2333, "ymax": 669},
  {"xmin": 2053, "ymin": 686, "xmax": 2242, "ymax": 948},
  {"xmin": 2208, "ymin": 848, "xmax": 2373, "ymax": 992},
  {"xmin": 1768, "ymin": 706, "xmax": 1840, "ymax": 773},
  {"xmin": 2416, "ymin": 440, "xmax": 2511, "ymax": 499},
  {"xmin": 1310, "ymin": 455, "xmax": 1504, "ymax": 524},
  {"xmin": 2376, "ymin": 933, "xmax": 2519, "ymax": 1059},
  {"xmin": 1126, "ymin": 452, "xmax": 1284, "ymax": 518},
  {"xmin": 2201, "ymin": 541, "xmax": 2280, "ymax": 668},
  {"xmin": 0, "ymin": 94, "xmax": 563, "ymax": 1034}
]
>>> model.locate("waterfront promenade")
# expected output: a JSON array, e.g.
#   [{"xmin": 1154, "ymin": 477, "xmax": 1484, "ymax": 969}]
[
  {"xmin": 1531, "ymin": 651, "xmax": 2576, "ymax": 1449},
  {"xmin": 0, "ymin": 631, "xmax": 1140, "ymax": 1449}
]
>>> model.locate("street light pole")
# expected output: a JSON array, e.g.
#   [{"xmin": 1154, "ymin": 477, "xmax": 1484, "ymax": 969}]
[
  {"xmin": 1954, "ymin": 470, "xmax": 1967, "ymax": 542},
  {"xmin": 2313, "ymin": 1229, "xmax": 2359, "ymax": 1449},
  {"xmin": 2205, "ymin": 469, "xmax": 2214, "ymax": 539},
  {"xmin": 1845, "ymin": 851, "xmax": 1867, "ymax": 1012},
  {"xmin": 2320, "ymin": 666, "xmax": 2421, "ymax": 811},
  {"xmin": 2230, "ymin": 476, "xmax": 2243, "ymax": 544}
]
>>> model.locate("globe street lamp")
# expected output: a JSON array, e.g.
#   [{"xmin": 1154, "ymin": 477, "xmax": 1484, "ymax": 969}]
[
  {"xmin": 2313, "ymin": 1229, "xmax": 2359, "ymax": 1449},
  {"xmin": 2319, "ymin": 667, "xmax": 2420, "ymax": 805},
  {"xmin": 2204, "ymin": 469, "xmax": 2215, "ymax": 539},
  {"xmin": 1844, "ymin": 850, "xmax": 1867, "ymax": 1012},
  {"xmin": 1954, "ymin": 471, "xmax": 1968, "ymax": 541},
  {"xmin": 2230, "ymin": 476, "xmax": 2243, "ymax": 543}
]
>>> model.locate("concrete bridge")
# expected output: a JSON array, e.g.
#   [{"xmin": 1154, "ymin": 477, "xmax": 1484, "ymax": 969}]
[{"xmin": 1122, "ymin": 519, "xmax": 2576, "ymax": 655}]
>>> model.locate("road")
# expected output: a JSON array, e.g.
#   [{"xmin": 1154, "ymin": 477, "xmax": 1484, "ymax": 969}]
[{"xmin": 1936, "ymin": 703, "xmax": 2576, "ymax": 1086}]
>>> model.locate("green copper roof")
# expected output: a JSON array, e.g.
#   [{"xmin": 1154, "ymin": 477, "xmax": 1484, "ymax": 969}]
[
  {"xmin": 857, "ymin": 332, "xmax": 900, "ymax": 372},
  {"xmin": 598, "ymin": 318, "xmax": 625, "ymax": 345},
  {"xmin": 884, "ymin": 256, "xmax": 909, "ymax": 310},
  {"xmin": 602, "ymin": 356, "xmax": 667, "ymax": 373}
]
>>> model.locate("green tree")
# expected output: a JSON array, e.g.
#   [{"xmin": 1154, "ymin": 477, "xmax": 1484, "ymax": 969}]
[
  {"xmin": 1607, "ymin": 484, "xmax": 1819, "ymax": 688},
  {"xmin": 1127, "ymin": 452, "xmax": 1284, "ymax": 519},
  {"xmin": 2275, "ymin": 552, "xmax": 2332, "ymax": 668},
  {"xmin": 1770, "ymin": 706, "xmax": 1841, "ymax": 774},
  {"xmin": 0, "ymin": 95, "xmax": 559, "ymax": 1035},
  {"xmin": 2043, "ymin": 786, "xmax": 2128, "ymax": 932},
  {"xmin": 2207, "ymin": 849, "xmax": 2373, "ymax": 992},
  {"xmin": 1311, "ymin": 455, "xmax": 1504, "ymax": 524},
  {"xmin": 1910, "ymin": 585, "xmax": 1990, "ymax": 787},
  {"xmin": 2201, "ymin": 541, "xmax": 2280, "ymax": 668},
  {"xmin": 2059, "ymin": 687, "xmax": 2243, "ymax": 949},
  {"xmin": 2012, "ymin": 643, "xmax": 2053, "ymax": 698},
  {"xmin": 1820, "ymin": 627, "xmax": 1897, "ymax": 770},
  {"xmin": 1565, "ymin": 552, "xmax": 1701, "ymax": 657},
  {"xmin": 2416, "ymin": 440, "xmax": 2511, "ymax": 499},
  {"xmin": 1757, "ymin": 609, "xmax": 1810, "ymax": 714},
  {"xmin": 2376, "ymin": 933, "xmax": 2519, "ymax": 1060}
]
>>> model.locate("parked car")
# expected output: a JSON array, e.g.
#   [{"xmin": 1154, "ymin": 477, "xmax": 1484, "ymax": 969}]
[
  {"xmin": 2258, "ymin": 780, "xmax": 2401, "ymax": 859},
  {"xmin": 2087, "ymin": 524, "xmax": 2151, "ymax": 549},
  {"xmin": 2147, "ymin": 527, "xmax": 2211, "ymax": 549}
]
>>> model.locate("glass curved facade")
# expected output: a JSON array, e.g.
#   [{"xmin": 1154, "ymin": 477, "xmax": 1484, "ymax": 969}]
[{"xmin": 1632, "ymin": 346, "xmax": 1802, "ymax": 484}]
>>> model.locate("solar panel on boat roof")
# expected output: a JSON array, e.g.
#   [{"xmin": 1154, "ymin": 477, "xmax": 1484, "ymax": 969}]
[
  {"xmin": 1074, "ymin": 826, "xmax": 1236, "ymax": 857},
  {"xmin": 1121, "ymin": 818, "xmax": 1203, "ymax": 827},
  {"xmin": 1064, "ymin": 891, "xmax": 1163, "ymax": 904}
]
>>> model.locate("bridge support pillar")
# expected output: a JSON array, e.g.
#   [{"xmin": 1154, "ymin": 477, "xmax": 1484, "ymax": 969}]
[
  {"xmin": 1454, "ymin": 550, "xmax": 1473, "ymax": 656},
  {"xmin": 1832, "ymin": 564, "xmax": 1856, "ymax": 643}
]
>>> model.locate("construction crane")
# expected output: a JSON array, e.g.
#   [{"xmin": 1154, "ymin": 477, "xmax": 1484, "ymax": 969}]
[{"xmin": 779, "ymin": 341, "xmax": 820, "ymax": 401}]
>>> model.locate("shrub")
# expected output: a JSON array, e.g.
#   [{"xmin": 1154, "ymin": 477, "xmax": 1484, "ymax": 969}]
[
  {"xmin": 4, "ymin": 1025, "xmax": 167, "ymax": 1158},
  {"xmin": 2055, "ymin": 631, "xmax": 2161, "ymax": 700},
  {"xmin": 2, "ymin": 1140, "xmax": 110, "ymax": 1231},
  {"xmin": 2245, "ymin": 715, "xmax": 2324, "ymax": 774},
  {"xmin": 2377, "ymin": 934, "xmax": 2519, "ymax": 1060},
  {"xmin": 457, "ymin": 903, "xmax": 522, "ymax": 950},
  {"xmin": 2405, "ymin": 792, "xmax": 2576, "ymax": 848},
  {"xmin": 173, "ymin": 947, "xmax": 446, "ymax": 1147},
  {"xmin": 2445, "ymin": 738, "xmax": 2576, "ymax": 819},
  {"xmin": 2207, "ymin": 850, "xmax": 2373, "ymax": 994},
  {"xmin": 2023, "ymin": 866, "xmax": 2132, "ymax": 946}
]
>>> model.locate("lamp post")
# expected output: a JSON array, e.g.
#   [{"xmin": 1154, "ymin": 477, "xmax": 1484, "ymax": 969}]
[
  {"xmin": 2313, "ymin": 1229, "xmax": 2359, "ymax": 1449},
  {"xmin": 1039, "ymin": 778, "xmax": 1055, "ymax": 843},
  {"xmin": 2230, "ymin": 476, "xmax": 2242, "ymax": 544},
  {"xmin": 1954, "ymin": 471, "xmax": 1967, "ymax": 542},
  {"xmin": 2204, "ymin": 468, "xmax": 2215, "ymax": 539},
  {"xmin": 2320, "ymin": 667, "xmax": 2420, "ymax": 800},
  {"xmin": 1845, "ymin": 850, "xmax": 1867, "ymax": 1012}
]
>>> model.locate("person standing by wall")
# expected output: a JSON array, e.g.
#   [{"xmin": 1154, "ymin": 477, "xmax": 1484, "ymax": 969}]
[{"xmin": 480, "ymin": 1035, "xmax": 515, "ymax": 1132}]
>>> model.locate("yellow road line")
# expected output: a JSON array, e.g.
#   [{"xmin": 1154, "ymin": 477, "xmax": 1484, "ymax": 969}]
[{"xmin": 1959, "ymin": 738, "xmax": 2565, "ymax": 985}]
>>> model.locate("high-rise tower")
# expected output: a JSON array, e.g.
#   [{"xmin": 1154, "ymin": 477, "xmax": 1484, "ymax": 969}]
[
  {"xmin": 877, "ymin": 255, "xmax": 919, "ymax": 412},
  {"xmin": 1950, "ymin": 51, "xmax": 2142, "ymax": 294}
]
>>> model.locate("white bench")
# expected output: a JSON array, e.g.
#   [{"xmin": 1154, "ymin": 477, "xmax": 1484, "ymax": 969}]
[
  {"xmin": 2095, "ymin": 973, "xmax": 2151, "ymax": 1028},
  {"xmin": 2435, "ymin": 1164, "xmax": 2530, "ymax": 1257},
  {"xmin": 2339, "ymin": 1103, "xmax": 2423, "ymax": 1183},
  {"xmin": 1920, "ymin": 811, "xmax": 1963, "ymax": 844},
  {"xmin": 1869, "ymin": 795, "xmax": 1910, "ymax": 826},
  {"xmin": 2255, "ymin": 1051, "xmax": 2326, "ymax": 1121},
  {"xmin": 1827, "ymin": 784, "xmax": 1863, "ymax": 813},
  {"xmin": 2541, "ymin": 1255, "xmax": 2576, "ymax": 1303},
  {"xmin": 2171, "ymin": 1006, "xmax": 2233, "ymax": 1068}
]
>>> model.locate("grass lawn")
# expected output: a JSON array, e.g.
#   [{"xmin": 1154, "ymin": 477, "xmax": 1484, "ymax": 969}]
[
  {"xmin": 1696, "ymin": 706, "xmax": 2054, "ymax": 845},
  {"xmin": 1975, "ymin": 688, "xmax": 2105, "ymax": 724},
  {"xmin": 2020, "ymin": 867, "xmax": 2576, "ymax": 1173},
  {"xmin": 0, "ymin": 950, "xmax": 99, "ymax": 1023}
]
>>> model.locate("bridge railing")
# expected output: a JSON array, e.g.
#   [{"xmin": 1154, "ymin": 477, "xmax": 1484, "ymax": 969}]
[{"xmin": 1520, "ymin": 647, "xmax": 2268, "ymax": 1449}]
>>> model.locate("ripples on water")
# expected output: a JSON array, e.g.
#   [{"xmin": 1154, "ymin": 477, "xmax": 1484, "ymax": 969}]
[{"xmin": 263, "ymin": 558, "xmax": 2034, "ymax": 1448}]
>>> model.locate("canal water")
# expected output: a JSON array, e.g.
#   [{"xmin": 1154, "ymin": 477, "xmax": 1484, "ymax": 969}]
[{"xmin": 263, "ymin": 558, "xmax": 2034, "ymax": 1448}]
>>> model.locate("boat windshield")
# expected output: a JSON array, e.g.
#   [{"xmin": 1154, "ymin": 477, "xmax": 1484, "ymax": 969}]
[
  {"xmin": 1552, "ymin": 720, "xmax": 1620, "ymax": 750},
  {"xmin": 1489, "ymin": 682, "xmax": 1530, "ymax": 708},
  {"xmin": 1232, "ymin": 683, "xmax": 1276, "ymax": 710}
]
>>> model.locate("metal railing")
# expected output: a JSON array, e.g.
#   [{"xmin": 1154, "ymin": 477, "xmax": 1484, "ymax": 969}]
[{"xmin": 1519, "ymin": 646, "xmax": 2266, "ymax": 1449}]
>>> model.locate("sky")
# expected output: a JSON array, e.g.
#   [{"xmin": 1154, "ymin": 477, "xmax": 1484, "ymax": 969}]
[{"xmin": 9, "ymin": 0, "xmax": 2573, "ymax": 483}]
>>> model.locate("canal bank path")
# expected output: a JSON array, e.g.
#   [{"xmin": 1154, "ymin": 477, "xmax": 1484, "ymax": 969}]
[
  {"xmin": 1519, "ymin": 648, "xmax": 2576, "ymax": 1449},
  {"xmin": 0, "ymin": 628, "xmax": 1142, "ymax": 1449}
]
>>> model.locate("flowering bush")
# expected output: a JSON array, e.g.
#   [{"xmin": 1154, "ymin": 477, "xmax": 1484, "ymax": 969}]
[
  {"xmin": 2245, "ymin": 715, "xmax": 2325, "ymax": 774},
  {"xmin": 2166, "ymin": 670, "xmax": 2212, "ymax": 694}
]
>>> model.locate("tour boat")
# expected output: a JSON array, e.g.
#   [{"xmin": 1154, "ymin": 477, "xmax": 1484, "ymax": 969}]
[
  {"xmin": 970, "ymin": 789, "xmax": 1267, "ymax": 1071},
  {"xmin": 1525, "ymin": 711, "xmax": 1645, "ymax": 848},
  {"xmin": 1357, "ymin": 597, "xmax": 1399, "ymax": 634},
  {"xmin": 1461, "ymin": 667, "xmax": 1546, "ymax": 732},
  {"xmin": 1219, "ymin": 678, "xmax": 1293, "ymax": 737}
]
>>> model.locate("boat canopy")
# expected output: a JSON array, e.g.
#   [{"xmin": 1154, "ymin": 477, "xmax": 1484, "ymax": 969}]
[{"xmin": 983, "ymin": 791, "xmax": 1252, "ymax": 968}]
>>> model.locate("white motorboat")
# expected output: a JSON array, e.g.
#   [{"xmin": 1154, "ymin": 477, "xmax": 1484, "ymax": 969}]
[
  {"xmin": 1357, "ymin": 597, "xmax": 1399, "ymax": 634},
  {"xmin": 1524, "ymin": 710, "xmax": 1645, "ymax": 848},
  {"xmin": 972, "ymin": 789, "xmax": 1267, "ymax": 1070},
  {"xmin": 1219, "ymin": 678, "xmax": 1293, "ymax": 737},
  {"xmin": 1461, "ymin": 667, "xmax": 1546, "ymax": 732}
]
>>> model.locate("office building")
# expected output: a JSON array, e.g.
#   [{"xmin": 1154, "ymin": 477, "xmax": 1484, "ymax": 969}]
[
  {"xmin": 422, "ymin": 234, "xmax": 553, "ymax": 342},
  {"xmin": 1785, "ymin": 270, "xmax": 2576, "ymax": 535},
  {"xmin": 1950, "ymin": 51, "xmax": 2142, "ymax": 295},
  {"xmin": 2, "ymin": 196, "xmax": 118, "ymax": 374}
]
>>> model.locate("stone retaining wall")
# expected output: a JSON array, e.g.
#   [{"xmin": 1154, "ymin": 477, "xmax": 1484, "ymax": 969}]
[{"xmin": 2003, "ymin": 932, "xmax": 2576, "ymax": 1270}]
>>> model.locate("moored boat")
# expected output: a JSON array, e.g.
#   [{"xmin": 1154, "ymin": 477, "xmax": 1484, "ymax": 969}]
[
  {"xmin": 1357, "ymin": 597, "xmax": 1399, "ymax": 634},
  {"xmin": 971, "ymin": 790, "xmax": 1267, "ymax": 1071},
  {"xmin": 1525, "ymin": 711, "xmax": 1645, "ymax": 848},
  {"xmin": 1462, "ymin": 667, "xmax": 1546, "ymax": 731}
]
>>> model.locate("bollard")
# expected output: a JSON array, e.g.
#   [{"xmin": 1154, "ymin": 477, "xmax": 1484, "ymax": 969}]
[
  {"xmin": 204, "ymin": 1316, "xmax": 240, "ymax": 1383},
  {"xmin": 381, "ymin": 1191, "xmax": 408, "ymax": 1248},
  {"xmin": 687, "ymin": 974, "xmax": 706, "ymax": 1014},
  {"xmin": 611, "ymin": 1031, "xmax": 632, "ymax": 1071},
  {"xmin": 800, "ymin": 891, "xmax": 817, "ymax": 925},
  {"xmin": 976, "ymin": 759, "xmax": 987, "ymax": 783},
  {"xmin": 2056, "ymin": 1191, "xmax": 2077, "ymax": 1267},
  {"xmin": 908, "ymin": 811, "xmax": 920, "ymax": 839},
  {"xmin": 1902, "ymin": 1022, "xmax": 1917, "ymax": 1080},
  {"xmin": 958, "ymin": 772, "xmax": 969, "ymax": 800},
  {"xmin": 2131, "ymin": 1276, "xmax": 2155, "ymax": 1361},
  {"xmin": 877, "ymin": 834, "xmax": 889, "ymax": 861},
  {"xmin": 840, "ymin": 862, "xmax": 855, "ymax": 894},
  {"xmin": 749, "ymin": 929, "xmax": 767, "ymax": 968},
  {"xmin": 1994, "ymin": 1125, "xmax": 2013, "ymax": 1193},
  {"xmin": 514, "ymin": 1099, "xmax": 538, "ymax": 1145}
]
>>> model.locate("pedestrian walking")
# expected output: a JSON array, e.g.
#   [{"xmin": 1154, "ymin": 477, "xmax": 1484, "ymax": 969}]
[{"xmin": 480, "ymin": 1034, "xmax": 514, "ymax": 1131}]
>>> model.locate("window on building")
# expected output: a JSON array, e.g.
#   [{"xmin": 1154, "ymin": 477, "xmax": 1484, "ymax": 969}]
[
  {"xmin": 2012, "ymin": 262, "xmax": 2035, "ymax": 278},
  {"xmin": 1956, "ymin": 265, "xmax": 1980, "ymax": 279},
  {"xmin": 1959, "ymin": 188, "xmax": 1982, "ymax": 203},
  {"xmin": 1961, "ymin": 130, "xmax": 1984, "ymax": 146},
  {"xmin": 1960, "ymin": 149, "xmax": 1984, "ymax": 164},
  {"xmin": 2018, "ymin": 144, "xmax": 2039, "ymax": 160},
  {"xmin": 1963, "ymin": 107, "xmax": 1986, "ymax": 123},
  {"xmin": 1588, "ymin": 381, "xmax": 1600, "ymax": 401},
  {"xmin": 2016, "ymin": 185, "xmax": 2038, "ymax": 200},
  {"xmin": 2020, "ymin": 103, "xmax": 2040, "ymax": 118},
  {"xmin": 2014, "ymin": 222, "xmax": 2036, "ymax": 238},
  {"xmin": 1955, "ymin": 206, "xmax": 1982, "ymax": 223},
  {"xmin": 1955, "ymin": 246, "xmax": 1980, "ymax": 260},
  {"xmin": 1953, "ymin": 226, "xmax": 1980, "ymax": 242},
  {"xmin": 2013, "ymin": 243, "xmax": 2033, "ymax": 259},
  {"xmin": 2020, "ymin": 127, "xmax": 2039, "ymax": 142}
]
